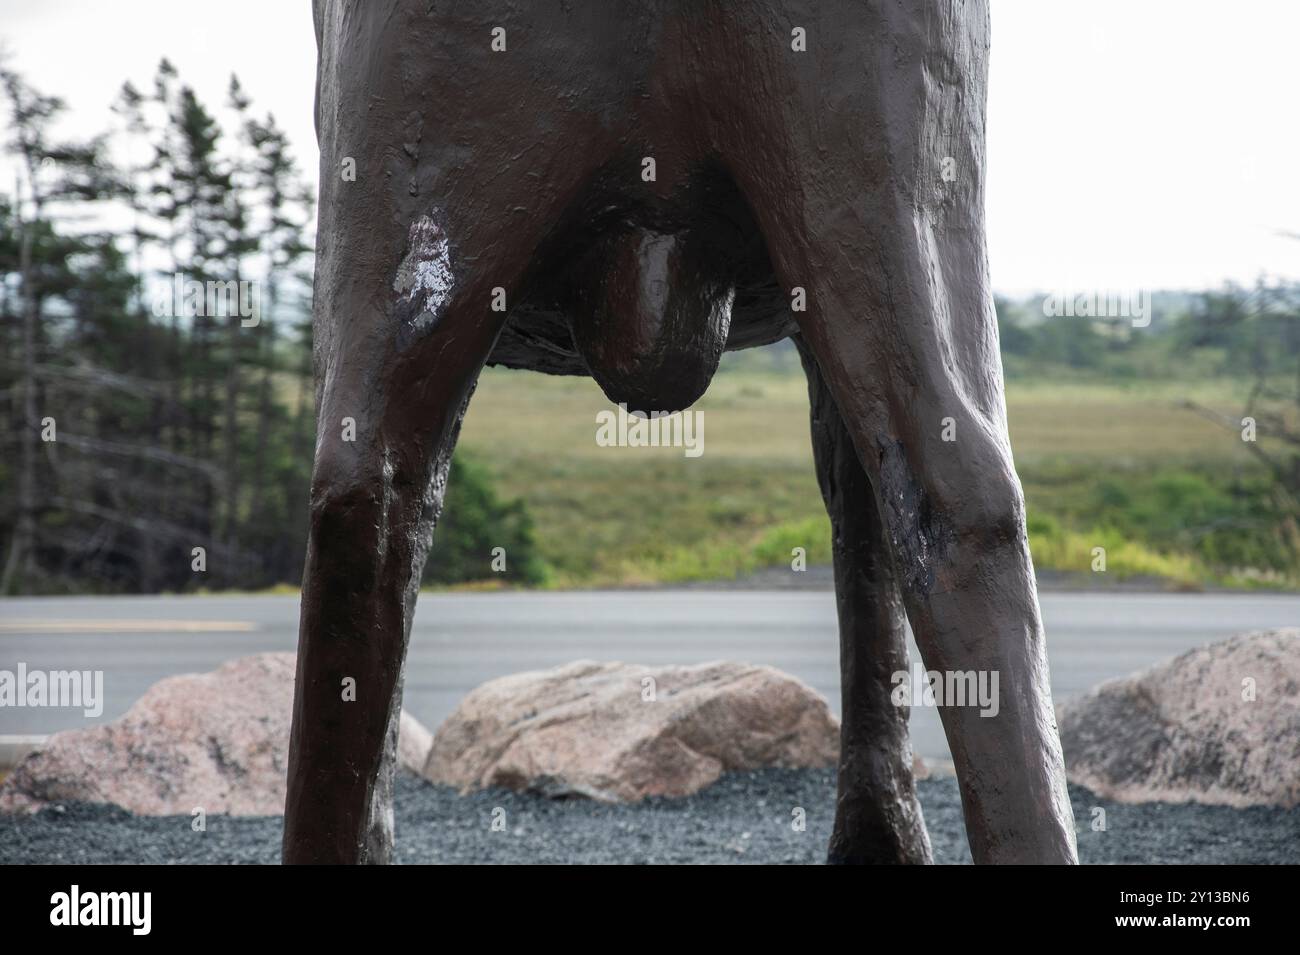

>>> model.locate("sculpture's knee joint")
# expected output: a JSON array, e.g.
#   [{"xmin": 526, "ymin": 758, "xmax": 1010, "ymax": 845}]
[
  {"xmin": 309, "ymin": 478, "xmax": 381, "ymax": 533},
  {"xmin": 306, "ymin": 470, "xmax": 390, "ymax": 591},
  {"xmin": 964, "ymin": 485, "xmax": 1027, "ymax": 552},
  {"xmin": 941, "ymin": 460, "xmax": 1027, "ymax": 554}
]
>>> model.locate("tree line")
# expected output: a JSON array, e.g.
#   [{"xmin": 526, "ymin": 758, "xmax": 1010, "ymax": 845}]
[{"xmin": 0, "ymin": 60, "xmax": 544, "ymax": 595}]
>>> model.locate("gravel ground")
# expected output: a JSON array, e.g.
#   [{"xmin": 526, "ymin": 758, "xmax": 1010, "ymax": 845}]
[{"xmin": 2, "ymin": 769, "xmax": 1297, "ymax": 864}]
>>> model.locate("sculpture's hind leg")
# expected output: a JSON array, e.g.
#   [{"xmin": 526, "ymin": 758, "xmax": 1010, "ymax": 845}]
[
  {"xmin": 796, "ymin": 336, "xmax": 932, "ymax": 865},
  {"xmin": 282, "ymin": 191, "xmax": 518, "ymax": 863},
  {"xmin": 719, "ymin": 0, "xmax": 1077, "ymax": 863},
  {"xmin": 287, "ymin": 0, "xmax": 614, "ymax": 863}
]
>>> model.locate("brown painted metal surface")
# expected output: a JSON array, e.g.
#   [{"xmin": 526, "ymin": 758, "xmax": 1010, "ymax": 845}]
[{"xmin": 285, "ymin": 0, "xmax": 1079, "ymax": 865}]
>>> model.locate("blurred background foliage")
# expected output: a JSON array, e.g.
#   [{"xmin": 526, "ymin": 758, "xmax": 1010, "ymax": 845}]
[{"xmin": 1, "ymin": 61, "xmax": 1296, "ymax": 594}]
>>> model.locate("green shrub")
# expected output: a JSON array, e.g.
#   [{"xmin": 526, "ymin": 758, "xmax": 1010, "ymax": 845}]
[
  {"xmin": 752, "ymin": 515, "xmax": 832, "ymax": 567},
  {"xmin": 1087, "ymin": 472, "xmax": 1294, "ymax": 574},
  {"xmin": 424, "ymin": 453, "xmax": 548, "ymax": 586}
]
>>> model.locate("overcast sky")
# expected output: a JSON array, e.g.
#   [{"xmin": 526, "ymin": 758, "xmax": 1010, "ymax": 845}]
[{"xmin": 2, "ymin": 0, "xmax": 1297, "ymax": 294}]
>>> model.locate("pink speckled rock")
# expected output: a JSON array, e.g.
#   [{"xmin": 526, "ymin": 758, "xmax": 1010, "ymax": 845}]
[
  {"xmin": 423, "ymin": 660, "xmax": 840, "ymax": 802},
  {"xmin": 1058, "ymin": 629, "xmax": 1300, "ymax": 808},
  {"xmin": 0, "ymin": 652, "xmax": 432, "ymax": 815}
]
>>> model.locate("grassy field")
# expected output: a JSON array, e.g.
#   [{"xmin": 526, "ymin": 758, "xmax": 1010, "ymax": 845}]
[{"xmin": 453, "ymin": 354, "xmax": 1291, "ymax": 590}]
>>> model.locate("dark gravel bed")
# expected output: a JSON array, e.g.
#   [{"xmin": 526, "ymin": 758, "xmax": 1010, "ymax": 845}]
[{"xmin": 2, "ymin": 769, "xmax": 1297, "ymax": 864}]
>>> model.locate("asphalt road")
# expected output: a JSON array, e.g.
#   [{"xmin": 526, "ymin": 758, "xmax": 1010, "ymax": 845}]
[{"xmin": 1, "ymin": 590, "xmax": 1297, "ymax": 761}]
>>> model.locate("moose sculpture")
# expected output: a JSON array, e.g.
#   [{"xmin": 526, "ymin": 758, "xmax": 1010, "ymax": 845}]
[{"xmin": 285, "ymin": 0, "xmax": 1079, "ymax": 865}]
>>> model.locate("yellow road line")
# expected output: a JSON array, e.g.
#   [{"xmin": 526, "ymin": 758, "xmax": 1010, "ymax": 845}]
[{"xmin": 0, "ymin": 620, "xmax": 259, "ymax": 634}]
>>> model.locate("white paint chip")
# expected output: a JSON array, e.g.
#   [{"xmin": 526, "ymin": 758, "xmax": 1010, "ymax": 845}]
[{"xmin": 393, "ymin": 212, "xmax": 455, "ymax": 331}]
